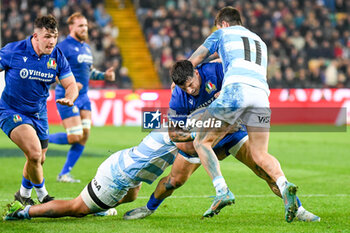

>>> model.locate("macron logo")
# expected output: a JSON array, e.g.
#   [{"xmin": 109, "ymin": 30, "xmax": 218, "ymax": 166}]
[{"xmin": 23, "ymin": 57, "xmax": 28, "ymax": 62}]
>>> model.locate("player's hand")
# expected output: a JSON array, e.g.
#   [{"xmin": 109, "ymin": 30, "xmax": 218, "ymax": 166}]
[
  {"xmin": 104, "ymin": 67, "xmax": 115, "ymax": 81},
  {"xmin": 56, "ymin": 98, "xmax": 74, "ymax": 107},
  {"xmin": 76, "ymin": 82, "xmax": 83, "ymax": 91},
  {"xmin": 214, "ymin": 91, "xmax": 221, "ymax": 98}
]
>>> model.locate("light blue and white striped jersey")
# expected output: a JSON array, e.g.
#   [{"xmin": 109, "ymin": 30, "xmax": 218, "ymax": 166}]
[
  {"xmin": 112, "ymin": 131, "xmax": 178, "ymax": 184},
  {"xmin": 203, "ymin": 25, "xmax": 269, "ymax": 95}
]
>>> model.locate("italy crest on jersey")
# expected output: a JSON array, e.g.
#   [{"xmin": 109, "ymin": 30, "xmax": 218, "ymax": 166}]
[
  {"xmin": 47, "ymin": 58, "xmax": 57, "ymax": 70},
  {"xmin": 13, "ymin": 114, "xmax": 22, "ymax": 123},
  {"xmin": 205, "ymin": 81, "xmax": 216, "ymax": 94}
]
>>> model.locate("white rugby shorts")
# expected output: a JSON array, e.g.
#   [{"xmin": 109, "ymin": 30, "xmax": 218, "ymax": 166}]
[{"xmin": 208, "ymin": 83, "xmax": 271, "ymax": 128}]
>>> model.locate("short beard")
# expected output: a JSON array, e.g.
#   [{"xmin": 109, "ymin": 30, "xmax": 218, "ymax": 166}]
[{"xmin": 75, "ymin": 32, "xmax": 88, "ymax": 42}]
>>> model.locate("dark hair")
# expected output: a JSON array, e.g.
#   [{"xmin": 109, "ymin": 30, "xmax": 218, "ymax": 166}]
[
  {"xmin": 170, "ymin": 60, "xmax": 195, "ymax": 85},
  {"xmin": 215, "ymin": 6, "xmax": 242, "ymax": 27},
  {"xmin": 34, "ymin": 15, "xmax": 58, "ymax": 32}
]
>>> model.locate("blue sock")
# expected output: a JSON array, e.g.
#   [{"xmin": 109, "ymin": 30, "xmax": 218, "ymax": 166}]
[
  {"xmin": 59, "ymin": 143, "xmax": 85, "ymax": 176},
  {"xmin": 146, "ymin": 193, "xmax": 164, "ymax": 211},
  {"xmin": 22, "ymin": 176, "xmax": 33, "ymax": 189},
  {"xmin": 49, "ymin": 132, "xmax": 69, "ymax": 145},
  {"xmin": 296, "ymin": 196, "xmax": 302, "ymax": 207},
  {"xmin": 31, "ymin": 178, "xmax": 45, "ymax": 188}
]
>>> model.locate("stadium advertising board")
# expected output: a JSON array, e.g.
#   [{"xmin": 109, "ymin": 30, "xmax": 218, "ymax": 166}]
[{"xmin": 47, "ymin": 89, "xmax": 350, "ymax": 126}]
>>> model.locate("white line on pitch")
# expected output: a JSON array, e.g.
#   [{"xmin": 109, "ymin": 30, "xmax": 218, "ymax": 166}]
[{"xmin": 0, "ymin": 193, "xmax": 349, "ymax": 202}]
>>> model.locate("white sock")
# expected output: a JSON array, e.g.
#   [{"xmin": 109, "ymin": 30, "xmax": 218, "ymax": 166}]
[
  {"xmin": 20, "ymin": 185, "xmax": 32, "ymax": 198},
  {"xmin": 276, "ymin": 176, "xmax": 288, "ymax": 195},
  {"xmin": 34, "ymin": 185, "xmax": 48, "ymax": 202},
  {"xmin": 212, "ymin": 176, "xmax": 228, "ymax": 196},
  {"xmin": 296, "ymin": 205, "xmax": 304, "ymax": 215}
]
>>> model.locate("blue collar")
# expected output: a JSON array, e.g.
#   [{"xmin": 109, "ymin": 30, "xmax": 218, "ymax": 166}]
[
  {"xmin": 67, "ymin": 35, "xmax": 84, "ymax": 46},
  {"xmin": 26, "ymin": 36, "xmax": 38, "ymax": 57},
  {"xmin": 26, "ymin": 36, "xmax": 49, "ymax": 58}
]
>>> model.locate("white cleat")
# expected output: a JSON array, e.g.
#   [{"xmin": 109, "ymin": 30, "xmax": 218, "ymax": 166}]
[
  {"xmin": 57, "ymin": 173, "xmax": 81, "ymax": 183},
  {"xmin": 296, "ymin": 206, "xmax": 320, "ymax": 222},
  {"xmin": 94, "ymin": 208, "xmax": 118, "ymax": 216},
  {"xmin": 123, "ymin": 206, "xmax": 154, "ymax": 220}
]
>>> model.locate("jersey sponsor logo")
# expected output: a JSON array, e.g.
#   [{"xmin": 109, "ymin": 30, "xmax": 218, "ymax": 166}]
[
  {"xmin": 143, "ymin": 110, "xmax": 161, "ymax": 129},
  {"xmin": 23, "ymin": 56, "xmax": 28, "ymax": 63},
  {"xmin": 257, "ymin": 115, "xmax": 270, "ymax": 124},
  {"xmin": 77, "ymin": 54, "xmax": 93, "ymax": 64},
  {"xmin": 47, "ymin": 58, "xmax": 57, "ymax": 70},
  {"xmin": 19, "ymin": 68, "xmax": 54, "ymax": 81},
  {"xmin": 19, "ymin": 68, "xmax": 29, "ymax": 79},
  {"xmin": 205, "ymin": 81, "xmax": 216, "ymax": 94},
  {"xmin": 93, "ymin": 178, "xmax": 101, "ymax": 191},
  {"xmin": 13, "ymin": 114, "xmax": 22, "ymax": 123}
]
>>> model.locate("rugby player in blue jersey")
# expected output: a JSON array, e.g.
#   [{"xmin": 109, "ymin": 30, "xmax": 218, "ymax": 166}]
[
  {"xmin": 0, "ymin": 15, "xmax": 78, "ymax": 205},
  {"xmin": 180, "ymin": 7, "xmax": 300, "ymax": 222},
  {"xmin": 123, "ymin": 62, "xmax": 319, "ymax": 222},
  {"xmin": 48, "ymin": 13, "xmax": 115, "ymax": 183}
]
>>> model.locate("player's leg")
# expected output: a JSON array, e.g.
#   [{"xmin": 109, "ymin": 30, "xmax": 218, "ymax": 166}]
[
  {"xmin": 193, "ymin": 111, "xmax": 235, "ymax": 217},
  {"xmin": 56, "ymin": 115, "xmax": 84, "ymax": 182},
  {"xmin": 247, "ymin": 127, "xmax": 298, "ymax": 223},
  {"xmin": 123, "ymin": 154, "xmax": 200, "ymax": 220},
  {"xmin": 235, "ymin": 141, "xmax": 320, "ymax": 222},
  {"xmin": 10, "ymin": 124, "xmax": 53, "ymax": 205}
]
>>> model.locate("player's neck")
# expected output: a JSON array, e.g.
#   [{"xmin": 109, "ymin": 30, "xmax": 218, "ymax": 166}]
[
  {"xmin": 70, "ymin": 33, "xmax": 84, "ymax": 43},
  {"xmin": 31, "ymin": 37, "xmax": 44, "ymax": 57}
]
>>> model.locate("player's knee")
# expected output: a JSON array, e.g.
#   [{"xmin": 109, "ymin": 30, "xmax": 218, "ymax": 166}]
[
  {"xmin": 166, "ymin": 177, "xmax": 186, "ymax": 190},
  {"xmin": 66, "ymin": 125, "xmax": 83, "ymax": 144},
  {"xmin": 70, "ymin": 200, "xmax": 89, "ymax": 217},
  {"xmin": 67, "ymin": 134, "xmax": 83, "ymax": 144},
  {"xmin": 27, "ymin": 150, "xmax": 42, "ymax": 164}
]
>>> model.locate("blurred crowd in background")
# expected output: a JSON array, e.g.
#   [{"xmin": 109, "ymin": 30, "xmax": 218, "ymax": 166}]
[
  {"xmin": 1, "ymin": 0, "xmax": 132, "ymax": 89},
  {"xmin": 1, "ymin": 0, "xmax": 350, "ymax": 89},
  {"xmin": 135, "ymin": 0, "xmax": 350, "ymax": 88}
]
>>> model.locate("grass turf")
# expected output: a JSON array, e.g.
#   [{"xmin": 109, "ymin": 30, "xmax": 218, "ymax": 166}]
[{"xmin": 0, "ymin": 125, "xmax": 349, "ymax": 232}]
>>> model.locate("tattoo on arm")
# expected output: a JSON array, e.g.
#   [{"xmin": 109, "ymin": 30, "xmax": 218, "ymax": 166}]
[
  {"xmin": 168, "ymin": 124, "xmax": 193, "ymax": 142},
  {"xmin": 189, "ymin": 46, "xmax": 210, "ymax": 67}
]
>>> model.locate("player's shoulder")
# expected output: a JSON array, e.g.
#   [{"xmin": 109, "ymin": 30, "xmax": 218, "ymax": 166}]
[
  {"xmin": 197, "ymin": 62, "xmax": 222, "ymax": 72},
  {"xmin": 169, "ymin": 86, "xmax": 188, "ymax": 109},
  {"xmin": 2, "ymin": 39, "xmax": 27, "ymax": 52}
]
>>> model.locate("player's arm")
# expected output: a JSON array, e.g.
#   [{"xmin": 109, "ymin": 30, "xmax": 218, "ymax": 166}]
[
  {"xmin": 168, "ymin": 124, "xmax": 193, "ymax": 142},
  {"xmin": 90, "ymin": 66, "xmax": 115, "ymax": 81},
  {"xmin": 56, "ymin": 75, "xmax": 78, "ymax": 106},
  {"xmin": 188, "ymin": 45, "xmax": 210, "ymax": 67}
]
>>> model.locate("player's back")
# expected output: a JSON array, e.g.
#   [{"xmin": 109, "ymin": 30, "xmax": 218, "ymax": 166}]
[
  {"xmin": 111, "ymin": 131, "xmax": 178, "ymax": 184},
  {"xmin": 204, "ymin": 26, "xmax": 269, "ymax": 94}
]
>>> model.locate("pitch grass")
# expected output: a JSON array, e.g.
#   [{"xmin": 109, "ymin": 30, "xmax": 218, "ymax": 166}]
[{"xmin": 0, "ymin": 126, "xmax": 349, "ymax": 232}]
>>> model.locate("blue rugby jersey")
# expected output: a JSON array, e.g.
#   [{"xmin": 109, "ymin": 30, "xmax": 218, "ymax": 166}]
[
  {"xmin": 0, "ymin": 36, "xmax": 72, "ymax": 114},
  {"xmin": 203, "ymin": 26, "xmax": 269, "ymax": 94},
  {"xmin": 56, "ymin": 35, "xmax": 93, "ymax": 95},
  {"xmin": 169, "ymin": 62, "xmax": 224, "ymax": 122},
  {"xmin": 113, "ymin": 131, "xmax": 177, "ymax": 184}
]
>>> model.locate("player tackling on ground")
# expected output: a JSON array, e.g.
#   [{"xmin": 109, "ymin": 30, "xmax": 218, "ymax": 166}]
[
  {"xmin": 184, "ymin": 7, "xmax": 299, "ymax": 222},
  {"xmin": 0, "ymin": 15, "xmax": 78, "ymax": 205}
]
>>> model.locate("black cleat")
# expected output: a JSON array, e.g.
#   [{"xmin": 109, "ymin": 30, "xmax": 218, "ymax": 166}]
[
  {"xmin": 39, "ymin": 194, "xmax": 55, "ymax": 204},
  {"xmin": 14, "ymin": 191, "xmax": 35, "ymax": 206}
]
